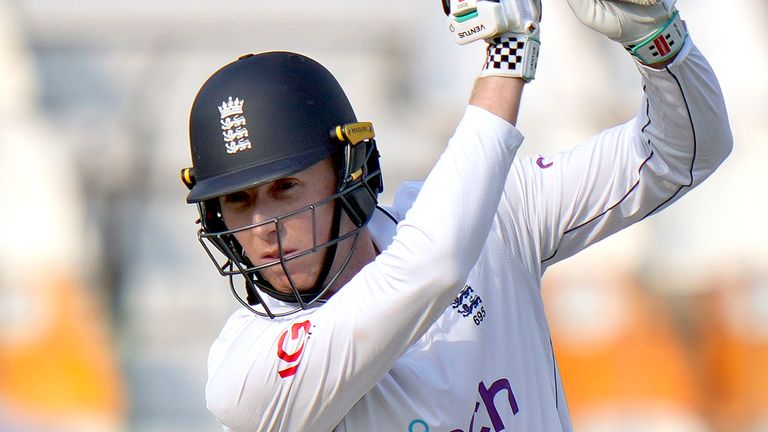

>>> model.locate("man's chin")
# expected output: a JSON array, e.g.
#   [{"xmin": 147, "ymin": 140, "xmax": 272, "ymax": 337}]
[{"xmin": 261, "ymin": 273, "xmax": 316, "ymax": 296}]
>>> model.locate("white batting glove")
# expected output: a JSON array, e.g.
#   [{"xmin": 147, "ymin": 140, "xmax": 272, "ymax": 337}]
[
  {"xmin": 566, "ymin": 0, "xmax": 688, "ymax": 64},
  {"xmin": 444, "ymin": 0, "xmax": 542, "ymax": 81},
  {"xmin": 445, "ymin": 0, "xmax": 540, "ymax": 45}
]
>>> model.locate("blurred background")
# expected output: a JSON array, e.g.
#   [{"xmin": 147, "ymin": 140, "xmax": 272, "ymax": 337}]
[{"xmin": 0, "ymin": 0, "xmax": 765, "ymax": 431}]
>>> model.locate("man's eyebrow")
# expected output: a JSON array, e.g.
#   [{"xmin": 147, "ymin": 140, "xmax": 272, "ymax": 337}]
[{"xmin": 222, "ymin": 190, "xmax": 251, "ymax": 200}]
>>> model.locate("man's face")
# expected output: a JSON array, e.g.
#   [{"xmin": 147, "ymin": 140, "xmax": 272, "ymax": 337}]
[{"xmin": 218, "ymin": 159, "xmax": 337, "ymax": 294}]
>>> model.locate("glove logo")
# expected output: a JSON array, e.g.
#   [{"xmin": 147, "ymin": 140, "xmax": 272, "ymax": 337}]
[
  {"xmin": 651, "ymin": 34, "xmax": 672, "ymax": 57},
  {"xmin": 276, "ymin": 320, "xmax": 313, "ymax": 378},
  {"xmin": 458, "ymin": 24, "xmax": 486, "ymax": 39}
]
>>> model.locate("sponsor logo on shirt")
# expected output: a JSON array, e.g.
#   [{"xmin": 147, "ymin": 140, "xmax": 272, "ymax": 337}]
[
  {"xmin": 408, "ymin": 378, "xmax": 519, "ymax": 431},
  {"xmin": 452, "ymin": 285, "xmax": 486, "ymax": 326},
  {"xmin": 536, "ymin": 155, "xmax": 553, "ymax": 169},
  {"xmin": 276, "ymin": 320, "xmax": 313, "ymax": 378}
]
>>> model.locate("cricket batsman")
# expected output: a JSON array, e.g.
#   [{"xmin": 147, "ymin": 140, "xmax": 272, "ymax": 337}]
[{"xmin": 180, "ymin": 0, "xmax": 732, "ymax": 429}]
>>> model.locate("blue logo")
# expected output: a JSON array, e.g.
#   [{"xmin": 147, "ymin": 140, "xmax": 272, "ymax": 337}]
[
  {"xmin": 452, "ymin": 285, "xmax": 487, "ymax": 326},
  {"xmin": 409, "ymin": 419, "xmax": 429, "ymax": 432}
]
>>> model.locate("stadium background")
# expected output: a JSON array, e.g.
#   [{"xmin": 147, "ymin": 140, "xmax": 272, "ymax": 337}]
[{"xmin": 0, "ymin": 0, "xmax": 766, "ymax": 430}]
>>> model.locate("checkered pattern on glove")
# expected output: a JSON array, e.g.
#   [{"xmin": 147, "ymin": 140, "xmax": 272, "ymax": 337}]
[{"xmin": 481, "ymin": 32, "xmax": 540, "ymax": 81}]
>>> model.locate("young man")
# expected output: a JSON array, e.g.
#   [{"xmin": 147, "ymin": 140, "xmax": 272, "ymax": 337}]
[{"xmin": 181, "ymin": 0, "xmax": 731, "ymax": 430}]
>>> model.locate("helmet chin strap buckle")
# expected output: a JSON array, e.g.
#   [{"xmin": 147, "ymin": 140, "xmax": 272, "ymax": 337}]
[{"xmin": 348, "ymin": 168, "xmax": 363, "ymax": 182}]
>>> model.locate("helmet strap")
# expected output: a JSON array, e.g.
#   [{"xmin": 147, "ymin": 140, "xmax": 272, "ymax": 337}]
[{"xmin": 307, "ymin": 199, "xmax": 343, "ymax": 297}]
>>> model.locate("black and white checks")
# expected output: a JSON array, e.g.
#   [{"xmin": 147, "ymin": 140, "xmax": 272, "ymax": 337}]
[
  {"xmin": 482, "ymin": 32, "xmax": 540, "ymax": 81},
  {"xmin": 485, "ymin": 36, "xmax": 526, "ymax": 70}
]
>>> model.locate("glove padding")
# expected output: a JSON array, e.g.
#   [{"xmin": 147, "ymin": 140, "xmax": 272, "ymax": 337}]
[
  {"xmin": 566, "ymin": 0, "xmax": 688, "ymax": 64},
  {"xmin": 445, "ymin": 0, "xmax": 541, "ymax": 45}
]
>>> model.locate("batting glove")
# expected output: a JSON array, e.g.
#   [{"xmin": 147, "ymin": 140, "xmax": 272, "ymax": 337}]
[
  {"xmin": 566, "ymin": 0, "xmax": 688, "ymax": 65},
  {"xmin": 444, "ymin": 0, "xmax": 541, "ymax": 81}
]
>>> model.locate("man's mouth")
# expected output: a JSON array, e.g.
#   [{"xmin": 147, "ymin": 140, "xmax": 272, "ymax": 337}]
[{"xmin": 260, "ymin": 249, "xmax": 297, "ymax": 263}]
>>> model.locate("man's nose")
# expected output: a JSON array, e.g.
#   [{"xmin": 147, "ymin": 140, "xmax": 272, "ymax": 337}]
[{"xmin": 246, "ymin": 210, "xmax": 280, "ymax": 242}]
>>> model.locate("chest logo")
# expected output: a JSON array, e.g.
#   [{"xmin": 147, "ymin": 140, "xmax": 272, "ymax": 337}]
[
  {"xmin": 452, "ymin": 285, "xmax": 486, "ymax": 326},
  {"xmin": 276, "ymin": 320, "xmax": 312, "ymax": 378}
]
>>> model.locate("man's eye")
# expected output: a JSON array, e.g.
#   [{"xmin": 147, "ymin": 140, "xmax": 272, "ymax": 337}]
[{"xmin": 274, "ymin": 180, "xmax": 297, "ymax": 192}]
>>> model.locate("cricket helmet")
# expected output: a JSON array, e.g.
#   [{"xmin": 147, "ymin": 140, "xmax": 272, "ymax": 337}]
[{"xmin": 181, "ymin": 51, "xmax": 383, "ymax": 317}]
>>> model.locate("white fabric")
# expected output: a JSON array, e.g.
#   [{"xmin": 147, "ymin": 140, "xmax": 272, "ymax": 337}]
[{"xmin": 205, "ymin": 40, "xmax": 731, "ymax": 432}]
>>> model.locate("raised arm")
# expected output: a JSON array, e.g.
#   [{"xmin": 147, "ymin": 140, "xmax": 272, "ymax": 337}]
[
  {"xmin": 470, "ymin": 76, "xmax": 526, "ymax": 125},
  {"xmin": 500, "ymin": 1, "xmax": 733, "ymax": 272},
  {"xmin": 533, "ymin": 40, "xmax": 732, "ymax": 271}
]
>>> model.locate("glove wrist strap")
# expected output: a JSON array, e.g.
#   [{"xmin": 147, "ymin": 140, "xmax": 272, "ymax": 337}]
[
  {"xmin": 481, "ymin": 31, "xmax": 540, "ymax": 81},
  {"xmin": 625, "ymin": 11, "xmax": 688, "ymax": 65}
]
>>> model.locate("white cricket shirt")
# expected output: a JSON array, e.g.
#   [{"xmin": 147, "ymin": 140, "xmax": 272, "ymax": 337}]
[{"xmin": 205, "ymin": 40, "xmax": 731, "ymax": 432}]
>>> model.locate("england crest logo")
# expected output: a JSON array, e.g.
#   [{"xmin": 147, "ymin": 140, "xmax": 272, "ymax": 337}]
[{"xmin": 219, "ymin": 96, "xmax": 252, "ymax": 155}]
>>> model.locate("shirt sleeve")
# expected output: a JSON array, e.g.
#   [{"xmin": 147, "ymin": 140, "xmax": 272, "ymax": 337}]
[
  {"xmin": 497, "ymin": 39, "xmax": 732, "ymax": 276},
  {"xmin": 205, "ymin": 106, "xmax": 524, "ymax": 431}
]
